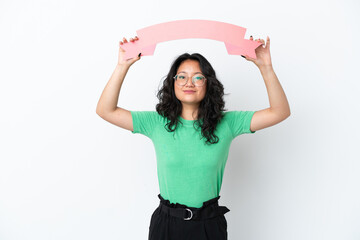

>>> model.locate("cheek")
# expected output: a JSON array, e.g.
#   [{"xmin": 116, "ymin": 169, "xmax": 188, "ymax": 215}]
[
  {"xmin": 174, "ymin": 86, "xmax": 181, "ymax": 98},
  {"xmin": 200, "ymin": 88, "xmax": 206, "ymax": 97}
]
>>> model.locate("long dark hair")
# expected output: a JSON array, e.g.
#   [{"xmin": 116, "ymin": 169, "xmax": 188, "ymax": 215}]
[{"xmin": 156, "ymin": 53, "xmax": 228, "ymax": 145}]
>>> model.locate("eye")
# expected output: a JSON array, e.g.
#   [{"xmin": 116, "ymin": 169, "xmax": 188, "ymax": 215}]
[{"xmin": 194, "ymin": 75, "xmax": 205, "ymax": 80}]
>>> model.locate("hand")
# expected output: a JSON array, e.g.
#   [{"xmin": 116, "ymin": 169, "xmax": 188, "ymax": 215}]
[
  {"xmin": 118, "ymin": 36, "xmax": 141, "ymax": 67},
  {"xmin": 242, "ymin": 36, "xmax": 272, "ymax": 68}
]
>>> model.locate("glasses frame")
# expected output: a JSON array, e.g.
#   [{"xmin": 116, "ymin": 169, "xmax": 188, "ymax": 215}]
[{"xmin": 173, "ymin": 73, "xmax": 207, "ymax": 87}]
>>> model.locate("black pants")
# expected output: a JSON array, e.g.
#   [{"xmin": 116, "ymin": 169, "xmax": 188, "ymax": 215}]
[{"xmin": 148, "ymin": 194, "xmax": 230, "ymax": 240}]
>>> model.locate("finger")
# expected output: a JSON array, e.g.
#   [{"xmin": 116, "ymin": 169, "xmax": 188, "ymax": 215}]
[
  {"xmin": 123, "ymin": 37, "xmax": 128, "ymax": 43},
  {"xmin": 119, "ymin": 41, "xmax": 125, "ymax": 51},
  {"xmin": 260, "ymin": 39, "xmax": 265, "ymax": 47},
  {"xmin": 134, "ymin": 36, "xmax": 139, "ymax": 41},
  {"xmin": 266, "ymin": 36, "xmax": 270, "ymax": 48},
  {"xmin": 241, "ymin": 54, "xmax": 250, "ymax": 61},
  {"xmin": 245, "ymin": 54, "xmax": 256, "ymax": 62},
  {"xmin": 130, "ymin": 53, "xmax": 141, "ymax": 64},
  {"xmin": 130, "ymin": 37, "xmax": 134, "ymax": 42},
  {"xmin": 250, "ymin": 35, "xmax": 253, "ymax": 40}
]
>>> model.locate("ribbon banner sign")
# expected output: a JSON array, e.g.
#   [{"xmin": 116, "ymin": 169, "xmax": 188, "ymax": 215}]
[{"xmin": 120, "ymin": 19, "xmax": 263, "ymax": 60}]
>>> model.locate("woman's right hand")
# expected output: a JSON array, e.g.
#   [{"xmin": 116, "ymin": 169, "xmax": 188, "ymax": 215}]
[{"xmin": 118, "ymin": 36, "xmax": 141, "ymax": 67}]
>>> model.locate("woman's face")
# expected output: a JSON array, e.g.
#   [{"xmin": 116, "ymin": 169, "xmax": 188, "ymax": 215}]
[{"xmin": 174, "ymin": 59, "xmax": 207, "ymax": 106}]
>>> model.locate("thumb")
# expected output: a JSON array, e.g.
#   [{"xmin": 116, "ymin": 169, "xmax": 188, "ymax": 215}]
[
  {"xmin": 134, "ymin": 52, "xmax": 141, "ymax": 61},
  {"xmin": 244, "ymin": 54, "xmax": 256, "ymax": 62},
  {"xmin": 129, "ymin": 52, "xmax": 141, "ymax": 64}
]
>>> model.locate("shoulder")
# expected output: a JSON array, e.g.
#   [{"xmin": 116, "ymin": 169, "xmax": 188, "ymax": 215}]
[
  {"xmin": 221, "ymin": 110, "xmax": 255, "ymax": 119},
  {"xmin": 221, "ymin": 111, "xmax": 235, "ymax": 120},
  {"xmin": 220, "ymin": 110, "xmax": 256, "ymax": 128},
  {"xmin": 131, "ymin": 110, "xmax": 161, "ymax": 118}
]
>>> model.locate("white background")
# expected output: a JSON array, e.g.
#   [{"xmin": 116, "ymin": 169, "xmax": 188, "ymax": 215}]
[{"xmin": 0, "ymin": 0, "xmax": 359, "ymax": 239}]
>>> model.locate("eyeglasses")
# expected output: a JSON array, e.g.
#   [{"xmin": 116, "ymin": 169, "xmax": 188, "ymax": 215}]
[{"xmin": 173, "ymin": 73, "xmax": 207, "ymax": 87}]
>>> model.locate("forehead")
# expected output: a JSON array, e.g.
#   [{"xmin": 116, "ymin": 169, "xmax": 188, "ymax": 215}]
[{"xmin": 177, "ymin": 60, "xmax": 202, "ymax": 74}]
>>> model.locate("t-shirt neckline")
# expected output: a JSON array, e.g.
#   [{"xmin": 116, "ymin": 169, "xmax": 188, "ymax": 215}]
[{"xmin": 178, "ymin": 116, "xmax": 196, "ymax": 126}]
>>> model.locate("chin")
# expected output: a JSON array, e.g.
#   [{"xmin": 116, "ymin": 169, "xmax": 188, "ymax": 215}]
[{"xmin": 181, "ymin": 99, "xmax": 202, "ymax": 104}]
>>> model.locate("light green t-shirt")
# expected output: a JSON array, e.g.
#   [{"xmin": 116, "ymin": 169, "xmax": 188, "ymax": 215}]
[{"xmin": 130, "ymin": 110, "xmax": 256, "ymax": 208}]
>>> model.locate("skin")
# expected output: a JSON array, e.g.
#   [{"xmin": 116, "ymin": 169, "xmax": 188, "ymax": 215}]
[
  {"xmin": 119, "ymin": 36, "xmax": 207, "ymax": 120},
  {"xmin": 174, "ymin": 59, "xmax": 207, "ymax": 120},
  {"xmin": 243, "ymin": 35, "xmax": 272, "ymax": 67},
  {"xmin": 120, "ymin": 35, "xmax": 291, "ymax": 131}
]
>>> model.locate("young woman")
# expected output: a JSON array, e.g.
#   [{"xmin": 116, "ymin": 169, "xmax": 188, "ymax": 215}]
[{"xmin": 96, "ymin": 35, "xmax": 290, "ymax": 240}]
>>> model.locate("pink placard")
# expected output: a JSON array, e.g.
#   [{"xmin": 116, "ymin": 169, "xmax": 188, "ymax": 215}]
[{"xmin": 120, "ymin": 19, "xmax": 262, "ymax": 60}]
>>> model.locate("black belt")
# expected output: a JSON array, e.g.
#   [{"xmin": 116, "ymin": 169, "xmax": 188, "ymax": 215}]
[{"xmin": 157, "ymin": 194, "xmax": 230, "ymax": 221}]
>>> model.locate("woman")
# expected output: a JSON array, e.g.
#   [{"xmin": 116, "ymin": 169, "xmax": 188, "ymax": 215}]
[{"xmin": 96, "ymin": 35, "xmax": 290, "ymax": 240}]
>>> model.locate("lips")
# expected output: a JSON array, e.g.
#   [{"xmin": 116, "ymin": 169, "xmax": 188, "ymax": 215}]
[{"xmin": 184, "ymin": 90, "xmax": 195, "ymax": 93}]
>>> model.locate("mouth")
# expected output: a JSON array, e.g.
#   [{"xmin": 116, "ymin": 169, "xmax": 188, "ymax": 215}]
[{"xmin": 183, "ymin": 90, "xmax": 196, "ymax": 93}]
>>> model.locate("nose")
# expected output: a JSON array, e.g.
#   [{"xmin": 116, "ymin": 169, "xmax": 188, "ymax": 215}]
[{"xmin": 184, "ymin": 77, "xmax": 195, "ymax": 87}]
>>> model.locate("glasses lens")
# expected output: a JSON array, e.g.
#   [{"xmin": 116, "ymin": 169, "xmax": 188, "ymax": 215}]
[
  {"xmin": 193, "ymin": 74, "xmax": 205, "ymax": 86},
  {"xmin": 175, "ymin": 73, "xmax": 206, "ymax": 86},
  {"xmin": 175, "ymin": 73, "xmax": 188, "ymax": 85}
]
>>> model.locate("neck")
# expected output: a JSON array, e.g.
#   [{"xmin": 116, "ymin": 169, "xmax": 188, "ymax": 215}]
[{"xmin": 181, "ymin": 104, "xmax": 199, "ymax": 120}]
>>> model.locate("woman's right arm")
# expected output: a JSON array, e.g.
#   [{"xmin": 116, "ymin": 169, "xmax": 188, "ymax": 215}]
[{"xmin": 96, "ymin": 36, "xmax": 141, "ymax": 132}]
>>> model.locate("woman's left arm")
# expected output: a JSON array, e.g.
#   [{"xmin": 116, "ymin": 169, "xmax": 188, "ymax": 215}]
[{"xmin": 243, "ymin": 36, "xmax": 291, "ymax": 132}]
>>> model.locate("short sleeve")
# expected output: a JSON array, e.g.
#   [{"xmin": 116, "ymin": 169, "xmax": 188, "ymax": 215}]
[
  {"xmin": 130, "ymin": 111, "xmax": 159, "ymax": 138},
  {"xmin": 224, "ymin": 111, "xmax": 256, "ymax": 138}
]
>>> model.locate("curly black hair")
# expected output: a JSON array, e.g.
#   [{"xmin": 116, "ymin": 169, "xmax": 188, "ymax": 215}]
[{"xmin": 155, "ymin": 53, "xmax": 229, "ymax": 145}]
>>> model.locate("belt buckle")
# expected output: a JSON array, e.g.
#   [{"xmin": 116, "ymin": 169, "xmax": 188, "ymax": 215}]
[{"xmin": 184, "ymin": 208, "xmax": 193, "ymax": 220}]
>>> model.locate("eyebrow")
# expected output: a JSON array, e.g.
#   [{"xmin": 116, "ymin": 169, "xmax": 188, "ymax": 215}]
[{"xmin": 178, "ymin": 71, "xmax": 203, "ymax": 74}]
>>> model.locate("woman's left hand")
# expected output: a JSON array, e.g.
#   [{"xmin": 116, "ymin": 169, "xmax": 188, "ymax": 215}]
[{"xmin": 242, "ymin": 36, "xmax": 272, "ymax": 68}]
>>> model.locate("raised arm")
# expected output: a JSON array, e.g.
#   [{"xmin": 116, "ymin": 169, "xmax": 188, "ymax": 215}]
[
  {"xmin": 242, "ymin": 36, "xmax": 291, "ymax": 132},
  {"xmin": 96, "ymin": 36, "xmax": 141, "ymax": 131}
]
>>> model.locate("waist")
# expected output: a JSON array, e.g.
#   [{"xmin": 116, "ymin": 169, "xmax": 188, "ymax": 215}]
[{"xmin": 157, "ymin": 194, "xmax": 230, "ymax": 221}]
